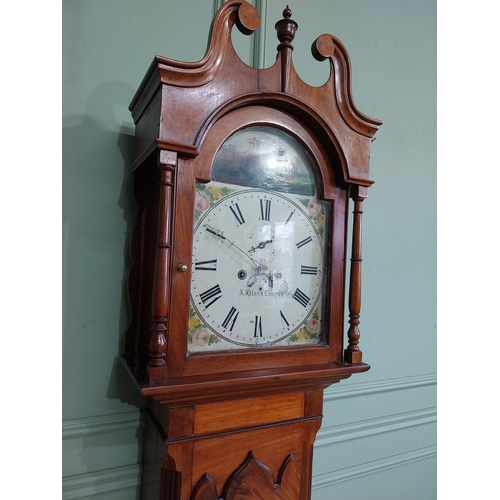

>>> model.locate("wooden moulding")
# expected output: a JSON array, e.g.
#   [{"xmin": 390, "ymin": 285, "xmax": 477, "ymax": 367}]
[{"xmin": 140, "ymin": 363, "xmax": 369, "ymax": 406}]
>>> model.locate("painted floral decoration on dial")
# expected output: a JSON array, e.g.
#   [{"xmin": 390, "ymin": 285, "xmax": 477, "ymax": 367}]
[{"xmin": 188, "ymin": 181, "xmax": 327, "ymax": 352}]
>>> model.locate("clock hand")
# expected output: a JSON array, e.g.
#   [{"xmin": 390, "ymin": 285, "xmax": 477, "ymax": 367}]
[
  {"xmin": 247, "ymin": 239, "xmax": 274, "ymax": 253},
  {"xmin": 205, "ymin": 225, "xmax": 275, "ymax": 287},
  {"xmin": 205, "ymin": 226, "xmax": 226, "ymax": 240},
  {"xmin": 205, "ymin": 224, "xmax": 260, "ymax": 266}
]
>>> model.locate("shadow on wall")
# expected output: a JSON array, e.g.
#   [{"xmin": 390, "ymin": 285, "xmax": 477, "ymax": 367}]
[{"xmin": 62, "ymin": 80, "xmax": 146, "ymax": 411}]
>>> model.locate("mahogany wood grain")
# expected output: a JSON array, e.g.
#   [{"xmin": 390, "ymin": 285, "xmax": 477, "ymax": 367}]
[
  {"xmin": 191, "ymin": 474, "xmax": 218, "ymax": 500},
  {"xmin": 223, "ymin": 452, "xmax": 301, "ymax": 500},
  {"xmin": 193, "ymin": 393, "xmax": 305, "ymax": 435},
  {"xmin": 191, "ymin": 454, "xmax": 301, "ymax": 500}
]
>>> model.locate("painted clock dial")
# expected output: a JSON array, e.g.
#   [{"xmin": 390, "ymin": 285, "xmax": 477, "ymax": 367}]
[{"xmin": 188, "ymin": 127, "xmax": 330, "ymax": 352}]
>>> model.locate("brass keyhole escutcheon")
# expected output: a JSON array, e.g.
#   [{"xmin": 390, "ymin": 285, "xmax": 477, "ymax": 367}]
[{"xmin": 178, "ymin": 263, "xmax": 188, "ymax": 273}]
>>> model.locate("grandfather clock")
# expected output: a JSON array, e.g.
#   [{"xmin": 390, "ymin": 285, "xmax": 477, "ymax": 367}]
[{"xmin": 122, "ymin": 2, "xmax": 381, "ymax": 499}]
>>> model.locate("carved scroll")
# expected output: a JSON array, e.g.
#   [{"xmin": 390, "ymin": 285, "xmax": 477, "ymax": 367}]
[
  {"xmin": 191, "ymin": 452, "xmax": 300, "ymax": 500},
  {"xmin": 312, "ymin": 34, "xmax": 383, "ymax": 139},
  {"xmin": 155, "ymin": 0, "xmax": 260, "ymax": 88},
  {"xmin": 191, "ymin": 474, "xmax": 219, "ymax": 500}
]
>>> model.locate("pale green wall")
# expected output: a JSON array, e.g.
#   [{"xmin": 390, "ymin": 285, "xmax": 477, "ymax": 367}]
[{"xmin": 62, "ymin": 1, "xmax": 436, "ymax": 498}]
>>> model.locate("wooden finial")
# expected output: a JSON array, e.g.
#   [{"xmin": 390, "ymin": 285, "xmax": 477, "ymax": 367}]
[{"xmin": 275, "ymin": 5, "xmax": 298, "ymax": 51}]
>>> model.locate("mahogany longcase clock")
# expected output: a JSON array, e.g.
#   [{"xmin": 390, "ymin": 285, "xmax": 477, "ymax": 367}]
[{"xmin": 122, "ymin": 2, "xmax": 381, "ymax": 499}]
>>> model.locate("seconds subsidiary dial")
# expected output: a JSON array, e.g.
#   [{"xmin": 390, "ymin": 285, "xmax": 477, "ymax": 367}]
[{"xmin": 189, "ymin": 184, "xmax": 327, "ymax": 351}]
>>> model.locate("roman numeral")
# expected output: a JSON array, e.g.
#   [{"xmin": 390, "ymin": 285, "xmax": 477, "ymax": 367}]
[
  {"xmin": 301, "ymin": 265, "xmax": 318, "ymax": 275},
  {"xmin": 195, "ymin": 259, "xmax": 217, "ymax": 271},
  {"xmin": 229, "ymin": 203, "xmax": 245, "ymax": 225},
  {"xmin": 221, "ymin": 306, "xmax": 239, "ymax": 331},
  {"xmin": 260, "ymin": 199, "xmax": 271, "ymax": 221},
  {"xmin": 253, "ymin": 315, "xmax": 263, "ymax": 337},
  {"xmin": 292, "ymin": 288, "xmax": 310, "ymax": 308},
  {"xmin": 296, "ymin": 236, "xmax": 313, "ymax": 249},
  {"xmin": 199, "ymin": 284, "xmax": 222, "ymax": 308},
  {"xmin": 280, "ymin": 310, "xmax": 290, "ymax": 328}
]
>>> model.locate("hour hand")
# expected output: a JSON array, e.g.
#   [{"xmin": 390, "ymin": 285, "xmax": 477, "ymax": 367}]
[{"xmin": 248, "ymin": 239, "xmax": 274, "ymax": 253}]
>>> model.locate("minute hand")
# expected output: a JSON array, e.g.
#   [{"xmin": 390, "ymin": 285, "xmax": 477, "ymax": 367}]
[{"xmin": 205, "ymin": 225, "xmax": 259, "ymax": 266}]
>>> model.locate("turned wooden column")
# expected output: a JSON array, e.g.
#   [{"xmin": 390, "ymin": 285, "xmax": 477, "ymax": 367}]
[
  {"xmin": 345, "ymin": 185, "xmax": 367, "ymax": 364},
  {"xmin": 148, "ymin": 150, "xmax": 177, "ymax": 383}
]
